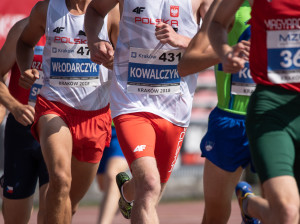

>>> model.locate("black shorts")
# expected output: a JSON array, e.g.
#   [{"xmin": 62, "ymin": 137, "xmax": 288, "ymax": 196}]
[
  {"xmin": 246, "ymin": 84, "xmax": 300, "ymax": 185},
  {"xmin": 3, "ymin": 113, "xmax": 49, "ymax": 199}
]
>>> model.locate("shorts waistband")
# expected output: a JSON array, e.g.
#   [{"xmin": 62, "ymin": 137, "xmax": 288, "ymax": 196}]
[
  {"xmin": 214, "ymin": 107, "xmax": 246, "ymax": 120},
  {"xmin": 37, "ymin": 95, "xmax": 110, "ymax": 116}
]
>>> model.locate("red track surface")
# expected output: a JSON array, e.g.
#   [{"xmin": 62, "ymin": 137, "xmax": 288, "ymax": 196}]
[{"xmin": 0, "ymin": 200, "xmax": 242, "ymax": 224}]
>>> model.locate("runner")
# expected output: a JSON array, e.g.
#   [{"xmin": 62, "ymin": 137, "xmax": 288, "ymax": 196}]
[
  {"xmin": 16, "ymin": 1, "xmax": 119, "ymax": 223},
  {"xmin": 209, "ymin": 0, "xmax": 300, "ymax": 223},
  {"xmin": 85, "ymin": 0, "xmax": 212, "ymax": 223},
  {"xmin": 0, "ymin": 17, "xmax": 48, "ymax": 224},
  {"xmin": 178, "ymin": 1, "xmax": 259, "ymax": 223}
]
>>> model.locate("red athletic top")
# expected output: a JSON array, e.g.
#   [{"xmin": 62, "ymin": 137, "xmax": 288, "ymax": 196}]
[
  {"xmin": 250, "ymin": 0, "xmax": 300, "ymax": 92},
  {"xmin": 8, "ymin": 35, "xmax": 46, "ymax": 104}
]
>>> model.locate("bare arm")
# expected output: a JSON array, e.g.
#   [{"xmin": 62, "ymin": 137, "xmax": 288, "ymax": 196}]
[
  {"xmin": 208, "ymin": 0, "xmax": 245, "ymax": 73},
  {"xmin": 0, "ymin": 18, "xmax": 35, "ymax": 126},
  {"xmin": 178, "ymin": 0, "xmax": 222, "ymax": 77},
  {"xmin": 85, "ymin": 0, "xmax": 119, "ymax": 65},
  {"xmin": 103, "ymin": 4, "xmax": 120, "ymax": 70},
  {"xmin": 17, "ymin": 1, "xmax": 47, "ymax": 79},
  {"xmin": 107, "ymin": 3, "xmax": 120, "ymax": 48}
]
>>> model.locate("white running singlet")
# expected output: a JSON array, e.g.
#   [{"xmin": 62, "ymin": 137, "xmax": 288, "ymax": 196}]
[
  {"xmin": 111, "ymin": 0, "xmax": 200, "ymax": 127},
  {"xmin": 41, "ymin": 0, "xmax": 110, "ymax": 110}
]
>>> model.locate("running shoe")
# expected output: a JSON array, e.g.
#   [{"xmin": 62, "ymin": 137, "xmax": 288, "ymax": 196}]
[
  {"xmin": 116, "ymin": 172, "xmax": 133, "ymax": 219},
  {"xmin": 235, "ymin": 181, "xmax": 261, "ymax": 224}
]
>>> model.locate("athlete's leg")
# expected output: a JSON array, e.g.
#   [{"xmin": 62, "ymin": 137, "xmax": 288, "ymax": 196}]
[
  {"xmin": 97, "ymin": 156, "xmax": 128, "ymax": 224},
  {"xmin": 245, "ymin": 85, "xmax": 300, "ymax": 224},
  {"xmin": 201, "ymin": 159, "xmax": 243, "ymax": 224},
  {"xmin": 69, "ymin": 156, "xmax": 100, "ymax": 215},
  {"xmin": 246, "ymin": 176, "xmax": 299, "ymax": 224},
  {"xmin": 2, "ymin": 196, "xmax": 34, "ymax": 224},
  {"xmin": 38, "ymin": 114, "xmax": 73, "ymax": 224},
  {"xmin": 37, "ymin": 183, "xmax": 48, "ymax": 224},
  {"xmin": 130, "ymin": 157, "xmax": 161, "ymax": 224},
  {"xmin": 114, "ymin": 113, "xmax": 176, "ymax": 224},
  {"xmin": 2, "ymin": 113, "xmax": 46, "ymax": 224}
]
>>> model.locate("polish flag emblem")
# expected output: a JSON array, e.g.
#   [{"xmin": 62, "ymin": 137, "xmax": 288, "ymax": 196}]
[{"xmin": 170, "ymin": 6, "xmax": 179, "ymax": 17}]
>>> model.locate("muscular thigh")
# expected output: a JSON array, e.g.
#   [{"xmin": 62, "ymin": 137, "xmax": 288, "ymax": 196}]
[
  {"xmin": 114, "ymin": 112, "xmax": 185, "ymax": 183},
  {"xmin": 246, "ymin": 85, "xmax": 300, "ymax": 183}
]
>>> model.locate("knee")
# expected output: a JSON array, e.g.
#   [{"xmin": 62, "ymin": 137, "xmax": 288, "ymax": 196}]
[
  {"xmin": 135, "ymin": 173, "xmax": 161, "ymax": 198},
  {"xmin": 277, "ymin": 203, "xmax": 299, "ymax": 223},
  {"xmin": 49, "ymin": 172, "xmax": 71, "ymax": 196},
  {"xmin": 105, "ymin": 170, "xmax": 117, "ymax": 184}
]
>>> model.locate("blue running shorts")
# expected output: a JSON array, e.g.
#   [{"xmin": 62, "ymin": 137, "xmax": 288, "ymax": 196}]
[
  {"xmin": 200, "ymin": 107, "xmax": 254, "ymax": 172},
  {"xmin": 3, "ymin": 113, "xmax": 49, "ymax": 199},
  {"xmin": 97, "ymin": 126, "xmax": 125, "ymax": 174}
]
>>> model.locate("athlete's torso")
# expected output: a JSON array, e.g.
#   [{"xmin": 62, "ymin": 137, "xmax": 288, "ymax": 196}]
[
  {"xmin": 41, "ymin": 0, "xmax": 110, "ymax": 110},
  {"xmin": 215, "ymin": 0, "xmax": 252, "ymax": 115},
  {"xmin": 111, "ymin": 0, "xmax": 200, "ymax": 127},
  {"xmin": 9, "ymin": 36, "xmax": 46, "ymax": 107},
  {"xmin": 250, "ymin": 0, "xmax": 300, "ymax": 92}
]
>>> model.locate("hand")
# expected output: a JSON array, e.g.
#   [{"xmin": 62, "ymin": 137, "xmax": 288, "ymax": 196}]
[
  {"xmin": 155, "ymin": 22, "xmax": 180, "ymax": 47},
  {"xmin": 221, "ymin": 44, "xmax": 248, "ymax": 73},
  {"xmin": 11, "ymin": 104, "xmax": 35, "ymax": 126},
  {"xmin": 88, "ymin": 39, "xmax": 114, "ymax": 65},
  {"xmin": 233, "ymin": 40, "xmax": 250, "ymax": 61},
  {"xmin": 102, "ymin": 56, "xmax": 114, "ymax": 70},
  {"xmin": 19, "ymin": 69, "xmax": 39, "ymax": 89}
]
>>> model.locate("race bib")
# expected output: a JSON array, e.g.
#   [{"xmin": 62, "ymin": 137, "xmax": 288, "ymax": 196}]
[
  {"xmin": 267, "ymin": 30, "xmax": 300, "ymax": 83},
  {"xmin": 50, "ymin": 42, "xmax": 100, "ymax": 87},
  {"xmin": 28, "ymin": 46, "xmax": 44, "ymax": 106},
  {"xmin": 127, "ymin": 47, "xmax": 182, "ymax": 95},
  {"xmin": 231, "ymin": 62, "xmax": 256, "ymax": 96}
]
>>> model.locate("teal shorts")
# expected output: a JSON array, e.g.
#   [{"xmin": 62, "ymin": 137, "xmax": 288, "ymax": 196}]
[{"xmin": 246, "ymin": 84, "xmax": 300, "ymax": 185}]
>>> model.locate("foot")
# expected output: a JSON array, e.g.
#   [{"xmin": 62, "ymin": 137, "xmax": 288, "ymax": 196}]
[
  {"xmin": 116, "ymin": 172, "xmax": 132, "ymax": 219},
  {"xmin": 235, "ymin": 181, "xmax": 261, "ymax": 224}
]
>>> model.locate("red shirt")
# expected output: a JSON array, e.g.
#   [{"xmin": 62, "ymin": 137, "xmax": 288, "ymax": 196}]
[{"xmin": 250, "ymin": 0, "xmax": 300, "ymax": 92}]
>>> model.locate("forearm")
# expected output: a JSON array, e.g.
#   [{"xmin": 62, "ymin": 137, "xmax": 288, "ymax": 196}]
[
  {"xmin": 208, "ymin": 21, "xmax": 231, "ymax": 61},
  {"xmin": 16, "ymin": 39, "xmax": 34, "ymax": 74},
  {"xmin": 0, "ymin": 81, "xmax": 22, "ymax": 113},
  {"xmin": 85, "ymin": 4, "xmax": 105, "ymax": 44},
  {"xmin": 178, "ymin": 29, "xmax": 219, "ymax": 76},
  {"xmin": 178, "ymin": 48, "xmax": 219, "ymax": 76}
]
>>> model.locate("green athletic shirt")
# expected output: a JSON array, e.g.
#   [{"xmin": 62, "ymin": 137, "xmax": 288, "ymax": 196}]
[{"xmin": 215, "ymin": 0, "xmax": 252, "ymax": 115}]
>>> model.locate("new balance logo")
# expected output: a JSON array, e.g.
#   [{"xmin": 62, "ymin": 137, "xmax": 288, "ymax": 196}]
[
  {"xmin": 78, "ymin": 30, "xmax": 86, "ymax": 36},
  {"xmin": 133, "ymin": 7, "xmax": 145, "ymax": 14},
  {"xmin": 133, "ymin": 145, "xmax": 146, "ymax": 152},
  {"xmin": 53, "ymin": 27, "xmax": 65, "ymax": 33}
]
